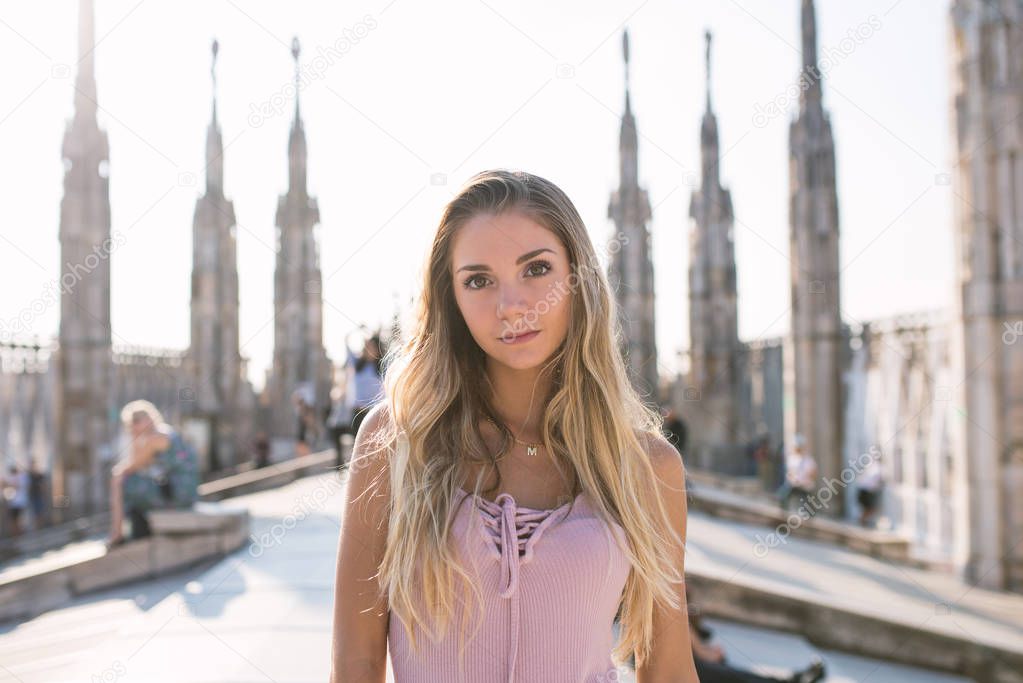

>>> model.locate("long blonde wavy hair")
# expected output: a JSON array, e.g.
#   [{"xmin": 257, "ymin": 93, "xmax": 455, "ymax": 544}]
[{"xmin": 367, "ymin": 169, "xmax": 684, "ymax": 669}]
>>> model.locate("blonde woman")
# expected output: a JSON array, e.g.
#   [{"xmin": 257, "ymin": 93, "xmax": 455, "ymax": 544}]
[
  {"xmin": 106, "ymin": 400, "xmax": 198, "ymax": 549},
  {"xmin": 330, "ymin": 170, "xmax": 698, "ymax": 682}
]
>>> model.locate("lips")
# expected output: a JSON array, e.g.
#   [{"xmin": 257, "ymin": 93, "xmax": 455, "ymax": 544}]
[{"xmin": 499, "ymin": 329, "xmax": 541, "ymax": 344}]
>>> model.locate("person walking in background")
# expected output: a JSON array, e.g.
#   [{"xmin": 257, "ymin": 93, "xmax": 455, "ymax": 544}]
[
  {"xmin": 779, "ymin": 433, "xmax": 817, "ymax": 512},
  {"xmin": 750, "ymin": 434, "xmax": 773, "ymax": 492},
  {"xmin": 327, "ymin": 386, "xmax": 350, "ymax": 467},
  {"xmin": 339, "ymin": 327, "xmax": 385, "ymax": 468},
  {"xmin": 773, "ymin": 438, "xmax": 787, "ymax": 491},
  {"xmin": 742, "ymin": 436, "xmax": 759, "ymax": 477},
  {"xmin": 857, "ymin": 452, "xmax": 884, "ymax": 528},
  {"xmin": 252, "ymin": 430, "xmax": 270, "ymax": 469},
  {"xmin": 28, "ymin": 462, "xmax": 48, "ymax": 531},
  {"xmin": 661, "ymin": 406, "xmax": 687, "ymax": 457},
  {"xmin": 293, "ymin": 383, "xmax": 319, "ymax": 457},
  {"xmin": 2, "ymin": 464, "xmax": 29, "ymax": 537}
]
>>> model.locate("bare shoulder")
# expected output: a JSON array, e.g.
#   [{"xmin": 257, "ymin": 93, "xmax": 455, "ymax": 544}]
[
  {"xmin": 131, "ymin": 429, "xmax": 171, "ymax": 469},
  {"xmin": 353, "ymin": 401, "xmax": 393, "ymax": 455},
  {"xmin": 152, "ymin": 428, "xmax": 172, "ymax": 452},
  {"xmin": 640, "ymin": 430, "xmax": 688, "ymax": 504},
  {"xmin": 639, "ymin": 430, "xmax": 690, "ymax": 591},
  {"xmin": 346, "ymin": 402, "xmax": 394, "ymax": 510},
  {"xmin": 357, "ymin": 402, "xmax": 397, "ymax": 459}
]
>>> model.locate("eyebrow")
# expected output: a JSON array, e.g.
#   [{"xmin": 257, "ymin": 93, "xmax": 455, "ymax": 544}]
[{"xmin": 457, "ymin": 248, "xmax": 555, "ymax": 273}]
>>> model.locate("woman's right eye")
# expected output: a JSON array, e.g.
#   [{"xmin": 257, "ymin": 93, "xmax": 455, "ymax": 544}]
[{"xmin": 463, "ymin": 275, "xmax": 489, "ymax": 290}]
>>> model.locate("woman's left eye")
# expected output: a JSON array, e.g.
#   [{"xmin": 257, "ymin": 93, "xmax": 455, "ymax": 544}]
[{"xmin": 527, "ymin": 260, "xmax": 552, "ymax": 277}]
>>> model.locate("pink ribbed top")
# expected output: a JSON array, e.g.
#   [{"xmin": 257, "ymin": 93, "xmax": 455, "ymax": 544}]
[{"xmin": 387, "ymin": 487, "xmax": 632, "ymax": 682}]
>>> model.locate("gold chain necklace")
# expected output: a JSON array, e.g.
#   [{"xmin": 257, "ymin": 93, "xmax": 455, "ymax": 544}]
[{"xmin": 486, "ymin": 417, "xmax": 543, "ymax": 457}]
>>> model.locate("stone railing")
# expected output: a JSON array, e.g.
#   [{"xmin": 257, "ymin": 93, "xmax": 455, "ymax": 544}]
[{"xmin": 685, "ymin": 469, "xmax": 916, "ymax": 566}]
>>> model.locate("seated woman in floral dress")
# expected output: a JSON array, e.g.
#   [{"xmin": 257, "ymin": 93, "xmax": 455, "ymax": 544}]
[{"xmin": 106, "ymin": 400, "xmax": 199, "ymax": 549}]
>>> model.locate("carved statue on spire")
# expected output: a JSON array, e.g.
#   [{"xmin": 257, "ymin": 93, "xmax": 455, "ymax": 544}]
[
  {"xmin": 704, "ymin": 29, "xmax": 712, "ymax": 113},
  {"xmin": 291, "ymin": 37, "xmax": 302, "ymax": 119},
  {"xmin": 622, "ymin": 29, "xmax": 630, "ymax": 90},
  {"xmin": 211, "ymin": 38, "xmax": 219, "ymax": 85}
]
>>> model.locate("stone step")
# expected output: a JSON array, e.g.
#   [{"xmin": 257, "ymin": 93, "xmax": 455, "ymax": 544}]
[
  {"xmin": 686, "ymin": 567, "xmax": 1023, "ymax": 683},
  {"xmin": 148, "ymin": 502, "xmax": 249, "ymax": 534},
  {"xmin": 0, "ymin": 503, "xmax": 251, "ymax": 623}
]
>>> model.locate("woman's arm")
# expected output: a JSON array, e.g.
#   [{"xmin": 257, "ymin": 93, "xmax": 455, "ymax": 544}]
[
  {"xmin": 635, "ymin": 435, "xmax": 701, "ymax": 683},
  {"xmin": 329, "ymin": 402, "xmax": 393, "ymax": 683}
]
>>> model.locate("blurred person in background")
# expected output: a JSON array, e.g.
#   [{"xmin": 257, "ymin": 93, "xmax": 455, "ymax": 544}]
[
  {"xmin": 106, "ymin": 400, "xmax": 199, "ymax": 550},
  {"xmin": 750, "ymin": 433, "xmax": 773, "ymax": 492},
  {"xmin": 338, "ymin": 327, "xmax": 385, "ymax": 469},
  {"xmin": 28, "ymin": 462, "xmax": 48, "ymax": 530},
  {"xmin": 779, "ymin": 433, "xmax": 817, "ymax": 512},
  {"xmin": 2, "ymin": 463, "xmax": 29, "ymax": 536},
  {"xmin": 293, "ymin": 383, "xmax": 319, "ymax": 457},
  {"xmin": 661, "ymin": 406, "xmax": 687, "ymax": 457},
  {"xmin": 857, "ymin": 452, "xmax": 884, "ymax": 528},
  {"xmin": 686, "ymin": 585, "xmax": 827, "ymax": 683}
]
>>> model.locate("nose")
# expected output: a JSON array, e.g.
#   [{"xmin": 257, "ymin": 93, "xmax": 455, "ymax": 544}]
[{"xmin": 496, "ymin": 283, "xmax": 530, "ymax": 323}]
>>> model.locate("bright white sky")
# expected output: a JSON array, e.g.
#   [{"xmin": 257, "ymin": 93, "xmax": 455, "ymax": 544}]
[{"xmin": 0, "ymin": 0, "xmax": 952, "ymax": 391}]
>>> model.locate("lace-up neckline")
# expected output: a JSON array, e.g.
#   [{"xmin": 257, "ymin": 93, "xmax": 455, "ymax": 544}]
[
  {"xmin": 389, "ymin": 485, "xmax": 630, "ymax": 683},
  {"xmin": 455, "ymin": 487, "xmax": 583, "ymax": 682}
]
